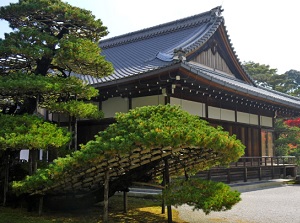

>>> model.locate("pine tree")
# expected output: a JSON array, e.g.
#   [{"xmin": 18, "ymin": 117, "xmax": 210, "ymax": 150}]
[{"xmin": 0, "ymin": 0, "xmax": 113, "ymax": 205}]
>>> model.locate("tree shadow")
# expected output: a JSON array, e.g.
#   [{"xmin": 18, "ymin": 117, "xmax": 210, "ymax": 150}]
[{"xmin": 39, "ymin": 195, "xmax": 186, "ymax": 223}]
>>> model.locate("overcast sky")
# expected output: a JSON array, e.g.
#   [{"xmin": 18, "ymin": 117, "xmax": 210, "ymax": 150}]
[{"xmin": 1, "ymin": 0, "xmax": 300, "ymax": 74}]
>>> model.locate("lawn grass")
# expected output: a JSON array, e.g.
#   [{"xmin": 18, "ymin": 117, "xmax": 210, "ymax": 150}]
[{"xmin": 0, "ymin": 195, "xmax": 187, "ymax": 223}]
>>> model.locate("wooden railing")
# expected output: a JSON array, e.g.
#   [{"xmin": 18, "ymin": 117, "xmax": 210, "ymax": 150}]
[
  {"xmin": 200, "ymin": 156, "xmax": 298, "ymax": 183},
  {"xmin": 231, "ymin": 156, "xmax": 297, "ymax": 167}
]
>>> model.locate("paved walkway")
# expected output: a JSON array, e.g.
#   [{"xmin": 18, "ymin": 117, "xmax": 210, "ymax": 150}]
[{"xmin": 176, "ymin": 183, "xmax": 300, "ymax": 223}]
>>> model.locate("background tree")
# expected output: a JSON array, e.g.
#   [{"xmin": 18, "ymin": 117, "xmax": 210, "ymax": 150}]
[
  {"xmin": 243, "ymin": 61, "xmax": 278, "ymax": 88},
  {"xmin": 282, "ymin": 70, "xmax": 300, "ymax": 96},
  {"xmin": 243, "ymin": 61, "xmax": 300, "ymax": 160},
  {"xmin": 275, "ymin": 118, "xmax": 300, "ymax": 160},
  {"xmin": 0, "ymin": 0, "xmax": 113, "ymax": 205},
  {"xmin": 243, "ymin": 62, "xmax": 300, "ymax": 95}
]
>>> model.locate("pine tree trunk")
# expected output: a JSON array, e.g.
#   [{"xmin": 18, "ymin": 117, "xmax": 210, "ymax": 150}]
[
  {"xmin": 74, "ymin": 118, "xmax": 78, "ymax": 151},
  {"xmin": 103, "ymin": 170, "xmax": 109, "ymax": 223},
  {"xmin": 164, "ymin": 158, "xmax": 172, "ymax": 223},
  {"xmin": 3, "ymin": 155, "xmax": 9, "ymax": 206},
  {"xmin": 28, "ymin": 150, "xmax": 33, "ymax": 176}
]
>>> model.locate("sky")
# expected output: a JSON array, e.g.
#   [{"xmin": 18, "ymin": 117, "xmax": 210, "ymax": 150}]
[{"xmin": 0, "ymin": 0, "xmax": 300, "ymax": 74}]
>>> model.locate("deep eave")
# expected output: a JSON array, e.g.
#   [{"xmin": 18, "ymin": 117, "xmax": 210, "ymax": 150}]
[
  {"xmin": 180, "ymin": 62, "xmax": 300, "ymax": 111},
  {"xmin": 93, "ymin": 61, "xmax": 300, "ymax": 115}
]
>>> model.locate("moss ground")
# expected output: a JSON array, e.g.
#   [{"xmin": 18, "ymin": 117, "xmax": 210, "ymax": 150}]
[{"xmin": 0, "ymin": 195, "xmax": 186, "ymax": 223}]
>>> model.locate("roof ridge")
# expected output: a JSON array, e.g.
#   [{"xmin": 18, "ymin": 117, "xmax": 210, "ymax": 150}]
[{"xmin": 100, "ymin": 6, "xmax": 223, "ymax": 49}]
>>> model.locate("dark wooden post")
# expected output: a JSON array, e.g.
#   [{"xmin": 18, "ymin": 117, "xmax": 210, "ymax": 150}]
[
  {"xmin": 123, "ymin": 191, "xmax": 128, "ymax": 213},
  {"xmin": 243, "ymin": 158, "xmax": 248, "ymax": 182},
  {"xmin": 264, "ymin": 157, "xmax": 267, "ymax": 166},
  {"xmin": 164, "ymin": 158, "xmax": 172, "ymax": 223},
  {"xmin": 103, "ymin": 169, "xmax": 109, "ymax": 223},
  {"xmin": 283, "ymin": 166, "xmax": 286, "ymax": 178},
  {"xmin": 271, "ymin": 157, "xmax": 274, "ymax": 179},
  {"xmin": 244, "ymin": 167, "xmax": 248, "ymax": 182},
  {"xmin": 227, "ymin": 168, "xmax": 231, "ymax": 184},
  {"xmin": 207, "ymin": 169, "xmax": 211, "ymax": 180},
  {"xmin": 258, "ymin": 167, "xmax": 262, "ymax": 181}
]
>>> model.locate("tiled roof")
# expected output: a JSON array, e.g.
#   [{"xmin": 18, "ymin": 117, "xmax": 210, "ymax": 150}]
[
  {"xmin": 183, "ymin": 62, "xmax": 300, "ymax": 109},
  {"xmin": 84, "ymin": 7, "xmax": 224, "ymax": 86},
  {"xmin": 76, "ymin": 6, "xmax": 300, "ymax": 110}
]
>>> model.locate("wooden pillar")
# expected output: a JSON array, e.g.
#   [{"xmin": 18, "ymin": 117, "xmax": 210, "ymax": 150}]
[
  {"xmin": 283, "ymin": 166, "xmax": 287, "ymax": 178},
  {"xmin": 123, "ymin": 191, "xmax": 128, "ymax": 213},
  {"xmin": 258, "ymin": 167, "xmax": 262, "ymax": 181},
  {"xmin": 227, "ymin": 168, "xmax": 231, "ymax": 184},
  {"xmin": 244, "ymin": 167, "xmax": 248, "ymax": 182},
  {"xmin": 271, "ymin": 157, "xmax": 274, "ymax": 179},
  {"xmin": 164, "ymin": 159, "xmax": 172, "ymax": 223},
  {"xmin": 103, "ymin": 170, "xmax": 109, "ymax": 223},
  {"xmin": 207, "ymin": 169, "xmax": 211, "ymax": 180}
]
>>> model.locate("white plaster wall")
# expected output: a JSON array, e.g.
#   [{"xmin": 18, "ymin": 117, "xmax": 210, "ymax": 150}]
[
  {"xmin": 170, "ymin": 97, "xmax": 205, "ymax": 117},
  {"xmin": 102, "ymin": 97, "xmax": 129, "ymax": 118},
  {"xmin": 250, "ymin": 114, "xmax": 259, "ymax": 125},
  {"xmin": 132, "ymin": 95, "xmax": 165, "ymax": 109},
  {"xmin": 20, "ymin": 150, "xmax": 45, "ymax": 161},
  {"xmin": 20, "ymin": 150, "xmax": 29, "ymax": 161},
  {"xmin": 260, "ymin": 115, "xmax": 273, "ymax": 127},
  {"xmin": 208, "ymin": 106, "xmax": 221, "ymax": 119},
  {"xmin": 237, "ymin": 111, "xmax": 249, "ymax": 124},
  {"xmin": 237, "ymin": 112, "xmax": 259, "ymax": 125},
  {"xmin": 221, "ymin": 108, "xmax": 235, "ymax": 122}
]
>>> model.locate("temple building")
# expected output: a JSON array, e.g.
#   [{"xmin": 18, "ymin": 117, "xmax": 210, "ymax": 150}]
[
  {"xmin": 75, "ymin": 7, "xmax": 300, "ymax": 161},
  {"xmin": 29, "ymin": 6, "xmax": 299, "ymax": 182}
]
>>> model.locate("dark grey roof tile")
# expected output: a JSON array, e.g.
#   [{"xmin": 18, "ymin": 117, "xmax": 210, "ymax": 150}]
[
  {"xmin": 183, "ymin": 62, "xmax": 300, "ymax": 109},
  {"xmin": 93, "ymin": 7, "xmax": 223, "ymax": 84}
]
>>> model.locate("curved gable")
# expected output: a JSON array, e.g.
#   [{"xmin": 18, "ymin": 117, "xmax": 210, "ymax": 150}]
[{"xmin": 186, "ymin": 24, "xmax": 255, "ymax": 84}]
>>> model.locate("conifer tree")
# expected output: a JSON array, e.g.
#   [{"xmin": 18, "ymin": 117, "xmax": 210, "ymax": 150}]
[{"xmin": 0, "ymin": 0, "xmax": 113, "ymax": 205}]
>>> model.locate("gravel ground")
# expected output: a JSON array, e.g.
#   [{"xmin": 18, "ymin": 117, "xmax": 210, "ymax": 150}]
[{"xmin": 175, "ymin": 184, "xmax": 300, "ymax": 223}]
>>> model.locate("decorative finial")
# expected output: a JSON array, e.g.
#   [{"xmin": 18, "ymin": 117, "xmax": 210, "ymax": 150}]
[
  {"xmin": 211, "ymin": 6, "xmax": 223, "ymax": 17},
  {"xmin": 173, "ymin": 48, "xmax": 186, "ymax": 61}
]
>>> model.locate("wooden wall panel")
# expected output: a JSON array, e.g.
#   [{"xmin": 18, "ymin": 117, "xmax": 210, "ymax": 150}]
[{"xmin": 192, "ymin": 48, "xmax": 234, "ymax": 76}]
